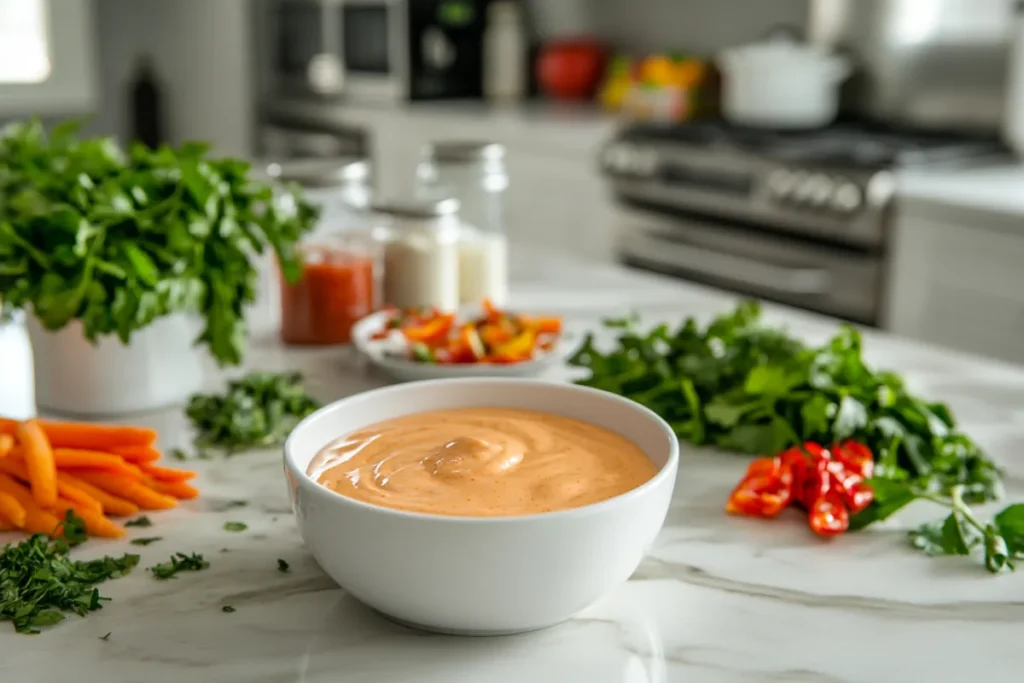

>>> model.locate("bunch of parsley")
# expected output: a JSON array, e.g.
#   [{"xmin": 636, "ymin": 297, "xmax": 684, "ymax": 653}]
[
  {"xmin": 0, "ymin": 119, "xmax": 317, "ymax": 365},
  {"xmin": 569, "ymin": 301, "xmax": 1020, "ymax": 571}
]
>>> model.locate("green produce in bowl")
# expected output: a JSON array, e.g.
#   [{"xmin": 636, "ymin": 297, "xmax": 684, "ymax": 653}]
[{"xmin": 0, "ymin": 119, "xmax": 318, "ymax": 365}]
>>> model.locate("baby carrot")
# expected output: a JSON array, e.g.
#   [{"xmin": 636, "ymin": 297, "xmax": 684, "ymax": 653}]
[
  {"xmin": 51, "ymin": 449, "xmax": 143, "ymax": 477},
  {"xmin": 0, "ymin": 458, "xmax": 103, "ymax": 514},
  {"xmin": 140, "ymin": 463, "xmax": 198, "ymax": 482},
  {"xmin": 17, "ymin": 420, "xmax": 58, "ymax": 507},
  {"xmin": 0, "ymin": 491, "xmax": 26, "ymax": 528},
  {"xmin": 57, "ymin": 472, "xmax": 139, "ymax": 517},
  {"xmin": 72, "ymin": 470, "xmax": 178, "ymax": 510},
  {"xmin": 0, "ymin": 517, "xmax": 14, "ymax": 531},
  {"xmin": 0, "ymin": 433, "xmax": 13, "ymax": 458},
  {"xmin": 53, "ymin": 498, "xmax": 125, "ymax": 538},
  {"xmin": 108, "ymin": 445, "xmax": 162, "ymax": 463},
  {"xmin": 148, "ymin": 479, "xmax": 199, "ymax": 500},
  {"xmin": 0, "ymin": 418, "xmax": 157, "ymax": 450},
  {"xmin": 0, "ymin": 474, "xmax": 62, "ymax": 535}
]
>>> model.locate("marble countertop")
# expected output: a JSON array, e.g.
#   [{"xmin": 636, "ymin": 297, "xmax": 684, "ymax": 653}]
[
  {"xmin": 898, "ymin": 162, "xmax": 1024, "ymax": 219},
  {"xmin": 2, "ymin": 249, "xmax": 1023, "ymax": 682}
]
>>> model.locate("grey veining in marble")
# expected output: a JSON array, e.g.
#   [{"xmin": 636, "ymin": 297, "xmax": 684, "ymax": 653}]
[{"xmin": 1, "ymin": 246, "xmax": 1022, "ymax": 682}]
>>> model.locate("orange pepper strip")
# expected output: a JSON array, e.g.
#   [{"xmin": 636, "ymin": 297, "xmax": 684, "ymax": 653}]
[{"xmin": 402, "ymin": 314, "xmax": 455, "ymax": 346}]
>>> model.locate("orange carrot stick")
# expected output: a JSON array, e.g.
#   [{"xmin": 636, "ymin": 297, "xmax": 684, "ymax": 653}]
[
  {"xmin": 17, "ymin": 420, "xmax": 58, "ymax": 507},
  {"xmin": 0, "ymin": 517, "xmax": 14, "ymax": 531},
  {"xmin": 0, "ymin": 433, "xmax": 13, "ymax": 458},
  {"xmin": 148, "ymin": 479, "xmax": 199, "ymax": 500},
  {"xmin": 0, "ymin": 474, "xmax": 62, "ymax": 535},
  {"xmin": 140, "ymin": 463, "xmax": 197, "ymax": 482},
  {"xmin": 0, "ymin": 491, "xmax": 26, "ymax": 528},
  {"xmin": 0, "ymin": 418, "xmax": 157, "ymax": 450},
  {"xmin": 72, "ymin": 470, "xmax": 178, "ymax": 510},
  {"xmin": 0, "ymin": 457, "xmax": 103, "ymax": 514},
  {"xmin": 52, "ymin": 497, "xmax": 125, "ymax": 538},
  {"xmin": 108, "ymin": 445, "xmax": 162, "ymax": 463},
  {"xmin": 57, "ymin": 472, "xmax": 138, "ymax": 517},
  {"xmin": 50, "ymin": 449, "xmax": 143, "ymax": 477}
]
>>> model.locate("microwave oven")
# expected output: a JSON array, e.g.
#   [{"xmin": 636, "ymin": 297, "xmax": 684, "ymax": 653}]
[{"xmin": 269, "ymin": 0, "xmax": 491, "ymax": 102}]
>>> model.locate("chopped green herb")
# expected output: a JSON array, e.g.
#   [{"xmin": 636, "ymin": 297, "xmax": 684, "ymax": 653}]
[
  {"xmin": 130, "ymin": 537, "xmax": 163, "ymax": 546},
  {"xmin": 185, "ymin": 372, "xmax": 320, "ymax": 456},
  {"xmin": 59, "ymin": 510, "xmax": 88, "ymax": 547},
  {"xmin": 124, "ymin": 516, "xmax": 152, "ymax": 528},
  {"xmin": 100, "ymin": 632, "xmax": 112, "ymax": 641},
  {"xmin": 0, "ymin": 118, "xmax": 317, "ymax": 365},
  {"xmin": 277, "ymin": 558, "xmax": 290, "ymax": 573},
  {"xmin": 224, "ymin": 500, "xmax": 249, "ymax": 509},
  {"xmin": 170, "ymin": 448, "xmax": 190, "ymax": 461},
  {"xmin": 221, "ymin": 605, "xmax": 236, "ymax": 613},
  {"xmin": 223, "ymin": 522, "xmax": 247, "ymax": 532},
  {"xmin": 0, "ymin": 513, "xmax": 139, "ymax": 633},
  {"xmin": 149, "ymin": 552, "xmax": 209, "ymax": 580}
]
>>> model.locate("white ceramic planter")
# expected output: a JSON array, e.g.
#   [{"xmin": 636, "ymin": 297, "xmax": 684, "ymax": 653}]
[
  {"xmin": 26, "ymin": 313, "xmax": 205, "ymax": 417},
  {"xmin": 0, "ymin": 313, "xmax": 35, "ymax": 419}
]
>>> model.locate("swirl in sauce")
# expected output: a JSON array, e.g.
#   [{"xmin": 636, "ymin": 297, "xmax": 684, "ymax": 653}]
[{"xmin": 306, "ymin": 408, "xmax": 659, "ymax": 517}]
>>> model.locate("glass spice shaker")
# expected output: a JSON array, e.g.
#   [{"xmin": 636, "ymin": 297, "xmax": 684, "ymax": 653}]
[
  {"xmin": 416, "ymin": 142, "xmax": 509, "ymax": 306},
  {"xmin": 370, "ymin": 197, "xmax": 461, "ymax": 312}
]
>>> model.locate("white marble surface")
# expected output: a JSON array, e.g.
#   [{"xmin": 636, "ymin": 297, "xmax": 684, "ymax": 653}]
[
  {"xmin": 898, "ymin": 162, "xmax": 1024, "ymax": 219},
  {"xmin": 2, "ymin": 248, "xmax": 1024, "ymax": 682}
]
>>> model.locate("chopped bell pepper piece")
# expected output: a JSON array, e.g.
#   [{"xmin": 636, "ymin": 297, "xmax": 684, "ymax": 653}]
[
  {"xmin": 493, "ymin": 329, "xmax": 537, "ymax": 360},
  {"xmin": 402, "ymin": 314, "xmax": 454, "ymax": 346}
]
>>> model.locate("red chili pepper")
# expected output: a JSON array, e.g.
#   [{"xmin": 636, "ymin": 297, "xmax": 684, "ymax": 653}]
[
  {"xmin": 834, "ymin": 440, "xmax": 875, "ymax": 479},
  {"xmin": 726, "ymin": 472, "xmax": 792, "ymax": 518},
  {"xmin": 808, "ymin": 491, "xmax": 850, "ymax": 536}
]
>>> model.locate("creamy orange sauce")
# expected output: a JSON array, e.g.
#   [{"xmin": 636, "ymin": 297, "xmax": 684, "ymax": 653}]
[{"xmin": 307, "ymin": 408, "xmax": 658, "ymax": 517}]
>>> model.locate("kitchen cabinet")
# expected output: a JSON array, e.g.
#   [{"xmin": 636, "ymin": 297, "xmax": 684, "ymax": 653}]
[{"xmin": 887, "ymin": 166, "xmax": 1024, "ymax": 364}]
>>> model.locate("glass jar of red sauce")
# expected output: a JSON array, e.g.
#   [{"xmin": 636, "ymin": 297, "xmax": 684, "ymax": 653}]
[{"xmin": 279, "ymin": 233, "xmax": 380, "ymax": 345}]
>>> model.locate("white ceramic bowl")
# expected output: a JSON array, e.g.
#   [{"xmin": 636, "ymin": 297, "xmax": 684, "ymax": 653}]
[
  {"xmin": 284, "ymin": 378, "xmax": 679, "ymax": 635},
  {"xmin": 350, "ymin": 309, "xmax": 573, "ymax": 382}
]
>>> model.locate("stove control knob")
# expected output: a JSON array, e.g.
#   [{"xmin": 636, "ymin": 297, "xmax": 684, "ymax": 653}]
[
  {"xmin": 792, "ymin": 173, "xmax": 821, "ymax": 203},
  {"xmin": 805, "ymin": 174, "xmax": 835, "ymax": 207},
  {"xmin": 601, "ymin": 143, "xmax": 633, "ymax": 173},
  {"xmin": 832, "ymin": 182, "xmax": 864, "ymax": 213},
  {"xmin": 631, "ymin": 149, "xmax": 659, "ymax": 177},
  {"xmin": 767, "ymin": 168, "xmax": 798, "ymax": 199}
]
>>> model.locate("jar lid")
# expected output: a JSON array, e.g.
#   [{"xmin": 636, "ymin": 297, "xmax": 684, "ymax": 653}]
[
  {"xmin": 263, "ymin": 157, "xmax": 371, "ymax": 188},
  {"xmin": 371, "ymin": 196, "xmax": 460, "ymax": 218},
  {"xmin": 424, "ymin": 141, "xmax": 506, "ymax": 164}
]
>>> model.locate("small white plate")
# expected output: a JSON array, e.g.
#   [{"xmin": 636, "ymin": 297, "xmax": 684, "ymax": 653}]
[{"xmin": 351, "ymin": 308, "xmax": 571, "ymax": 382}]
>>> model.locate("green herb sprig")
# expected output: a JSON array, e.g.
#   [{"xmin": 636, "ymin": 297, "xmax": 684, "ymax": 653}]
[
  {"xmin": 0, "ymin": 119, "xmax": 317, "ymax": 365},
  {"xmin": 184, "ymin": 371, "xmax": 320, "ymax": 456},
  {"xmin": 149, "ymin": 552, "xmax": 209, "ymax": 580},
  {"xmin": 0, "ymin": 512, "xmax": 139, "ymax": 633}
]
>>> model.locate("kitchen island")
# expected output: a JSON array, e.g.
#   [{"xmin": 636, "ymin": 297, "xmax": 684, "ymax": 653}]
[{"xmin": 1, "ymin": 247, "xmax": 1022, "ymax": 683}]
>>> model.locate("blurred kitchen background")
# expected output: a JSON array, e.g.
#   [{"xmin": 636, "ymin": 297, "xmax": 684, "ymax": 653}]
[{"xmin": 5, "ymin": 0, "xmax": 1024, "ymax": 365}]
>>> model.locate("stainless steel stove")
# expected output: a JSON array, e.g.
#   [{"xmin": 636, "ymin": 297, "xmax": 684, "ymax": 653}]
[{"xmin": 602, "ymin": 120, "xmax": 1007, "ymax": 324}]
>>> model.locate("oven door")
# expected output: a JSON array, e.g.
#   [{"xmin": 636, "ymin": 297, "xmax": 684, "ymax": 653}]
[
  {"xmin": 338, "ymin": 0, "xmax": 408, "ymax": 102},
  {"xmin": 617, "ymin": 206, "xmax": 883, "ymax": 325}
]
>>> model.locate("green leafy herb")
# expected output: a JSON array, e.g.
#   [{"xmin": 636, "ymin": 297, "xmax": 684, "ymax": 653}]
[
  {"xmin": 185, "ymin": 371, "xmax": 320, "ymax": 455},
  {"xmin": 223, "ymin": 522, "xmax": 247, "ymax": 532},
  {"xmin": 0, "ymin": 513, "xmax": 140, "ymax": 633},
  {"xmin": 0, "ymin": 118, "xmax": 317, "ymax": 365},
  {"xmin": 100, "ymin": 632, "xmax": 112, "ymax": 640},
  {"xmin": 222, "ymin": 605, "xmax": 236, "ymax": 613},
  {"xmin": 59, "ymin": 510, "xmax": 88, "ymax": 547},
  {"xmin": 870, "ymin": 482, "xmax": 1024, "ymax": 573},
  {"xmin": 277, "ymin": 558, "xmax": 290, "ymax": 573},
  {"xmin": 170, "ymin": 448, "xmax": 190, "ymax": 461},
  {"xmin": 149, "ymin": 552, "xmax": 210, "ymax": 580},
  {"xmin": 124, "ymin": 516, "xmax": 152, "ymax": 528},
  {"xmin": 568, "ymin": 302, "xmax": 1003, "ymax": 508},
  {"xmin": 130, "ymin": 537, "xmax": 163, "ymax": 546}
]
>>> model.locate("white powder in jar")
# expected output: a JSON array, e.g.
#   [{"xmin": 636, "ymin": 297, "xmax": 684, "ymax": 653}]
[
  {"xmin": 382, "ymin": 230, "xmax": 460, "ymax": 311},
  {"xmin": 458, "ymin": 229, "xmax": 508, "ymax": 306}
]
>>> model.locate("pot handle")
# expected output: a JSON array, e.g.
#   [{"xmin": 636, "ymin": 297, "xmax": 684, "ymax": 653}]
[{"xmin": 761, "ymin": 24, "xmax": 805, "ymax": 43}]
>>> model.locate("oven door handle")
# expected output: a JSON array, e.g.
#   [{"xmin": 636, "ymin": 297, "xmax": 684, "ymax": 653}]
[{"xmin": 628, "ymin": 233, "xmax": 832, "ymax": 295}]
